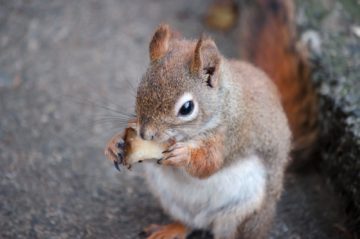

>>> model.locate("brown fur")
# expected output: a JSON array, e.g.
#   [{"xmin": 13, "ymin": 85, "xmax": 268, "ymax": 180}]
[
  {"xmin": 190, "ymin": 36, "xmax": 203, "ymax": 75},
  {"xmin": 190, "ymin": 36, "xmax": 221, "ymax": 80},
  {"xmin": 149, "ymin": 24, "xmax": 171, "ymax": 62}
]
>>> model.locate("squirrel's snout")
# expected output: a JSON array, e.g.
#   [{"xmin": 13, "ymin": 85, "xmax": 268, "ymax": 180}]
[{"xmin": 139, "ymin": 125, "xmax": 156, "ymax": 141}]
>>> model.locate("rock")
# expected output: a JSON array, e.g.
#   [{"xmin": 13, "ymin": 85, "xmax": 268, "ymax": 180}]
[
  {"xmin": 298, "ymin": 0, "xmax": 360, "ymax": 235},
  {"xmin": 351, "ymin": 25, "xmax": 360, "ymax": 38}
]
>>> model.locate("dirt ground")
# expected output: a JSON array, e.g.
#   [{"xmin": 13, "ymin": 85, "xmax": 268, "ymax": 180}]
[{"xmin": 0, "ymin": 0, "xmax": 349, "ymax": 238}]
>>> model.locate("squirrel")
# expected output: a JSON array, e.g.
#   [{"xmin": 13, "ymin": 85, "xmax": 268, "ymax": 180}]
[{"xmin": 104, "ymin": 22, "xmax": 291, "ymax": 239}]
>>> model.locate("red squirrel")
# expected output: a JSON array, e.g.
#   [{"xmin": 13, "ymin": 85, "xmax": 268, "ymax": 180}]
[{"xmin": 105, "ymin": 24, "xmax": 290, "ymax": 239}]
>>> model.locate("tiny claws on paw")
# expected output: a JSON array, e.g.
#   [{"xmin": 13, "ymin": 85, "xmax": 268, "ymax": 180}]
[
  {"xmin": 117, "ymin": 141, "xmax": 125, "ymax": 149},
  {"xmin": 162, "ymin": 148, "xmax": 174, "ymax": 154},
  {"xmin": 117, "ymin": 152, "xmax": 124, "ymax": 163},
  {"xmin": 162, "ymin": 143, "xmax": 182, "ymax": 154},
  {"xmin": 162, "ymin": 143, "xmax": 190, "ymax": 167},
  {"xmin": 113, "ymin": 151, "xmax": 125, "ymax": 171},
  {"xmin": 104, "ymin": 132, "xmax": 127, "ymax": 172},
  {"xmin": 112, "ymin": 142, "xmax": 126, "ymax": 171},
  {"xmin": 113, "ymin": 155, "xmax": 124, "ymax": 172},
  {"xmin": 114, "ymin": 161, "xmax": 121, "ymax": 171}
]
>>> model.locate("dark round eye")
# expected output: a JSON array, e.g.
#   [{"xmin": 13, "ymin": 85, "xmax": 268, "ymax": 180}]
[{"xmin": 178, "ymin": 100, "xmax": 194, "ymax": 116}]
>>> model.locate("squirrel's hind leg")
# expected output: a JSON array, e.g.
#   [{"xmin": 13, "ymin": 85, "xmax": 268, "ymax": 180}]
[
  {"xmin": 141, "ymin": 222, "xmax": 187, "ymax": 239},
  {"xmin": 212, "ymin": 199, "xmax": 276, "ymax": 239},
  {"xmin": 236, "ymin": 200, "xmax": 276, "ymax": 239}
]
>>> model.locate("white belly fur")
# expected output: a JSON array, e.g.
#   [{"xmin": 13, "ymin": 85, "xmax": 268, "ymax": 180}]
[{"xmin": 144, "ymin": 155, "xmax": 266, "ymax": 229}]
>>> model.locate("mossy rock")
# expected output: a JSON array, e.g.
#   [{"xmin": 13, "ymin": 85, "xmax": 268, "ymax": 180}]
[{"xmin": 297, "ymin": 0, "xmax": 360, "ymax": 234}]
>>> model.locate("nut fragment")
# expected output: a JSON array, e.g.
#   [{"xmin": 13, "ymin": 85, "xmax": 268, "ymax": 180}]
[{"xmin": 123, "ymin": 128, "xmax": 172, "ymax": 165}]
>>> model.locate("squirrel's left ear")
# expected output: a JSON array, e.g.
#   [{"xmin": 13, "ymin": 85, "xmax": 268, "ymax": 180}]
[
  {"xmin": 149, "ymin": 24, "xmax": 180, "ymax": 62},
  {"xmin": 149, "ymin": 24, "xmax": 171, "ymax": 62},
  {"xmin": 190, "ymin": 36, "xmax": 221, "ymax": 88}
]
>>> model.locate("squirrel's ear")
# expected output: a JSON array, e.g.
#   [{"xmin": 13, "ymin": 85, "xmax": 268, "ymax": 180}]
[
  {"xmin": 190, "ymin": 36, "xmax": 221, "ymax": 88},
  {"xmin": 149, "ymin": 24, "xmax": 171, "ymax": 62}
]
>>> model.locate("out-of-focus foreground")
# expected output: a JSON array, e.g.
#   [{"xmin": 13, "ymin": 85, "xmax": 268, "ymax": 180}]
[{"xmin": 0, "ymin": 0, "xmax": 358, "ymax": 238}]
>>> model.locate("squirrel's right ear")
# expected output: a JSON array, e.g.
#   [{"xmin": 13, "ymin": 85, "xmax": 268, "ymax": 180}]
[
  {"xmin": 149, "ymin": 24, "xmax": 172, "ymax": 62},
  {"xmin": 190, "ymin": 36, "xmax": 221, "ymax": 88}
]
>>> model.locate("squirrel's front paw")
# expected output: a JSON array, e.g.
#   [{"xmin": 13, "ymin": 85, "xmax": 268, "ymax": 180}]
[
  {"xmin": 161, "ymin": 143, "xmax": 190, "ymax": 167},
  {"xmin": 104, "ymin": 132, "xmax": 126, "ymax": 171}
]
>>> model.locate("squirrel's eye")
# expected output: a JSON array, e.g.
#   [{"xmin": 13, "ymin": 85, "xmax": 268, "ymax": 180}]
[{"xmin": 178, "ymin": 100, "xmax": 194, "ymax": 116}]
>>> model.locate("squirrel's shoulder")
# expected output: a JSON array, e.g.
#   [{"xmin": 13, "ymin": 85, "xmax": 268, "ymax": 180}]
[{"xmin": 224, "ymin": 59, "xmax": 280, "ymax": 98}]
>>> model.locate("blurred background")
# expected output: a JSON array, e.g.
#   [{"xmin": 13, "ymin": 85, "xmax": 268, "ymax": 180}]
[{"xmin": 0, "ymin": 0, "xmax": 359, "ymax": 238}]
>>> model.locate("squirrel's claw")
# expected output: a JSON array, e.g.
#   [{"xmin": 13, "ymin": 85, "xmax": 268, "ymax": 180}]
[
  {"xmin": 162, "ymin": 143, "xmax": 190, "ymax": 167},
  {"xmin": 104, "ymin": 131, "xmax": 127, "ymax": 172},
  {"xmin": 114, "ymin": 161, "xmax": 121, "ymax": 171},
  {"xmin": 117, "ymin": 141, "xmax": 125, "ymax": 149},
  {"xmin": 162, "ymin": 149, "xmax": 172, "ymax": 154},
  {"xmin": 162, "ymin": 144, "xmax": 178, "ymax": 154},
  {"xmin": 114, "ymin": 145, "xmax": 125, "ymax": 171},
  {"xmin": 117, "ymin": 152, "xmax": 124, "ymax": 164}
]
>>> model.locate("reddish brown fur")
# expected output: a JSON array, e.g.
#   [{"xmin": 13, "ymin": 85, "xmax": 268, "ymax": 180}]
[
  {"xmin": 143, "ymin": 222, "xmax": 187, "ymax": 239},
  {"xmin": 187, "ymin": 133, "xmax": 225, "ymax": 178},
  {"xmin": 123, "ymin": 128, "xmax": 137, "ymax": 157},
  {"xmin": 190, "ymin": 36, "xmax": 203, "ymax": 75},
  {"xmin": 149, "ymin": 24, "xmax": 171, "ymax": 62}
]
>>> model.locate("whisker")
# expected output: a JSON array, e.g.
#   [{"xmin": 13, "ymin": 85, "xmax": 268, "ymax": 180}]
[
  {"xmin": 68, "ymin": 118, "xmax": 128, "ymax": 141},
  {"xmin": 62, "ymin": 93, "xmax": 134, "ymax": 118},
  {"xmin": 123, "ymin": 77, "xmax": 138, "ymax": 98},
  {"xmin": 93, "ymin": 117, "xmax": 130, "ymax": 122},
  {"xmin": 93, "ymin": 113, "xmax": 137, "ymax": 122},
  {"xmin": 94, "ymin": 114, "xmax": 134, "ymax": 120},
  {"xmin": 92, "ymin": 119, "xmax": 130, "ymax": 126}
]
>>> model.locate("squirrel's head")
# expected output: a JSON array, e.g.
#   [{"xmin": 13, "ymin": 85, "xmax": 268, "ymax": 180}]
[{"xmin": 136, "ymin": 24, "xmax": 224, "ymax": 142}]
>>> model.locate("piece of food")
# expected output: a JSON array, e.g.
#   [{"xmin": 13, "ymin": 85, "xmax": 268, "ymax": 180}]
[{"xmin": 123, "ymin": 127, "xmax": 172, "ymax": 166}]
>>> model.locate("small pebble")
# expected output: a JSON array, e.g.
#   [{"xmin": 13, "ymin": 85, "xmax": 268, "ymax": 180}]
[
  {"xmin": 351, "ymin": 25, "xmax": 360, "ymax": 38},
  {"xmin": 301, "ymin": 30, "xmax": 322, "ymax": 56}
]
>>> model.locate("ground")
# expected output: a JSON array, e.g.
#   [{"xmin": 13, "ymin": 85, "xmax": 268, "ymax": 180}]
[{"xmin": 0, "ymin": 0, "xmax": 351, "ymax": 238}]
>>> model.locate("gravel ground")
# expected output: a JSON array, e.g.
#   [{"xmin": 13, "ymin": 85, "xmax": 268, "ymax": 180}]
[{"xmin": 0, "ymin": 0, "xmax": 349, "ymax": 238}]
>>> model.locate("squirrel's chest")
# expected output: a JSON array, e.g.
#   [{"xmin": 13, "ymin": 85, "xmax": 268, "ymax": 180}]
[{"xmin": 144, "ymin": 155, "xmax": 266, "ymax": 228}]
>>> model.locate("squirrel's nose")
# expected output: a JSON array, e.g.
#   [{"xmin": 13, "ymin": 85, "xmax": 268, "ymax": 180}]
[{"xmin": 139, "ymin": 126, "xmax": 156, "ymax": 140}]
